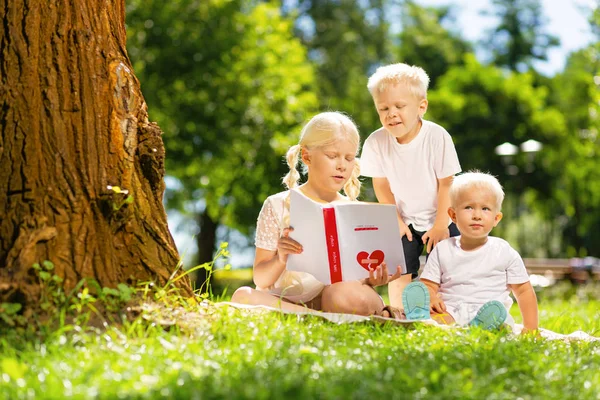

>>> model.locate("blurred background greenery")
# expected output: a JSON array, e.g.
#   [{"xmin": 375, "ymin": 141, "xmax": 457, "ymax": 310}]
[{"xmin": 124, "ymin": 0, "xmax": 600, "ymax": 290}]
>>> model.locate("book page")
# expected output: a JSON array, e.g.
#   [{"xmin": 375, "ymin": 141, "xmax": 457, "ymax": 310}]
[
  {"xmin": 286, "ymin": 190, "xmax": 330, "ymax": 284},
  {"xmin": 334, "ymin": 202, "xmax": 406, "ymax": 281},
  {"xmin": 287, "ymin": 190, "xmax": 406, "ymax": 285}
]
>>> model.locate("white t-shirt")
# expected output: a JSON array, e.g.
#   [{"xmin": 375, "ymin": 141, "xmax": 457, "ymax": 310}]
[
  {"xmin": 419, "ymin": 236, "xmax": 530, "ymax": 312},
  {"xmin": 254, "ymin": 190, "xmax": 325, "ymax": 303},
  {"xmin": 360, "ymin": 119, "xmax": 461, "ymax": 231}
]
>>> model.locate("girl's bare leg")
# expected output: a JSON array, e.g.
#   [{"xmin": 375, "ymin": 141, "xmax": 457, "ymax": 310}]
[
  {"xmin": 230, "ymin": 286, "xmax": 318, "ymax": 313},
  {"xmin": 321, "ymin": 281, "xmax": 385, "ymax": 316},
  {"xmin": 232, "ymin": 282, "xmax": 390, "ymax": 317}
]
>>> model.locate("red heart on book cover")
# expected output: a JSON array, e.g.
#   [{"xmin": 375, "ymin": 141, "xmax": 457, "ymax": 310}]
[{"xmin": 356, "ymin": 250, "xmax": 384, "ymax": 271}]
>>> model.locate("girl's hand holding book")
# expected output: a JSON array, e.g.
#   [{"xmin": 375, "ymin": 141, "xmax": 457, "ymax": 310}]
[
  {"xmin": 364, "ymin": 262, "xmax": 402, "ymax": 287},
  {"xmin": 277, "ymin": 227, "xmax": 303, "ymax": 265}
]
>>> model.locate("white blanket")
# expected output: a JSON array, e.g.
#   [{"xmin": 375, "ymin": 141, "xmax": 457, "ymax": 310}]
[{"xmin": 218, "ymin": 301, "xmax": 600, "ymax": 342}]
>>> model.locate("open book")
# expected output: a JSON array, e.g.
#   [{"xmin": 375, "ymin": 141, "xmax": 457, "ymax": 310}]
[{"xmin": 287, "ymin": 190, "xmax": 406, "ymax": 285}]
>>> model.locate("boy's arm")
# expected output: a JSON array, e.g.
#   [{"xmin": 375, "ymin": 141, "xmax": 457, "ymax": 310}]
[
  {"xmin": 509, "ymin": 281, "xmax": 539, "ymax": 333},
  {"xmin": 422, "ymin": 175, "xmax": 453, "ymax": 253},
  {"xmin": 372, "ymin": 177, "xmax": 412, "ymax": 241},
  {"xmin": 420, "ymin": 278, "xmax": 445, "ymax": 313}
]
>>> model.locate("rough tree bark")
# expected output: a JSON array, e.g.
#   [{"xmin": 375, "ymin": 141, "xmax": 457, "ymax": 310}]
[{"xmin": 0, "ymin": 0, "xmax": 191, "ymax": 311}]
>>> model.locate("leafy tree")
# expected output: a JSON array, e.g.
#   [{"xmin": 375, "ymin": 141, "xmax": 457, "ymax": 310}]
[
  {"xmin": 288, "ymin": 0, "xmax": 390, "ymax": 139},
  {"xmin": 395, "ymin": 0, "xmax": 473, "ymax": 87},
  {"xmin": 429, "ymin": 55, "xmax": 563, "ymax": 179},
  {"xmin": 483, "ymin": 0, "xmax": 560, "ymax": 72},
  {"xmin": 427, "ymin": 55, "xmax": 566, "ymax": 256},
  {"xmin": 126, "ymin": 0, "xmax": 318, "ymax": 288},
  {"xmin": 543, "ymin": 6, "xmax": 600, "ymax": 256}
]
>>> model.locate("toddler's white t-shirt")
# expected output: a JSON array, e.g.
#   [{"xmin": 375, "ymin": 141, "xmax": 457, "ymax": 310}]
[{"xmin": 420, "ymin": 236, "xmax": 530, "ymax": 313}]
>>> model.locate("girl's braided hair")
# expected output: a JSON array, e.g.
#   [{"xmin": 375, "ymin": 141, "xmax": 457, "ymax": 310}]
[{"xmin": 282, "ymin": 112, "xmax": 361, "ymax": 225}]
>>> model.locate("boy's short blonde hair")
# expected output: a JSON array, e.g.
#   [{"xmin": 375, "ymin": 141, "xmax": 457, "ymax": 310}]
[
  {"xmin": 449, "ymin": 171, "xmax": 505, "ymax": 211},
  {"xmin": 367, "ymin": 63, "xmax": 430, "ymax": 99}
]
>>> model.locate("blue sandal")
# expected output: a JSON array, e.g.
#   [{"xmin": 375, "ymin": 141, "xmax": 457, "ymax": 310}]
[
  {"xmin": 402, "ymin": 281, "xmax": 430, "ymax": 320},
  {"xmin": 469, "ymin": 300, "xmax": 507, "ymax": 330}
]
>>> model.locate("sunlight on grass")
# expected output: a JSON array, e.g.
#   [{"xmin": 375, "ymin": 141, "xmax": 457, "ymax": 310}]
[{"xmin": 1, "ymin": 282, "xmax": 599, "ymax": 399}]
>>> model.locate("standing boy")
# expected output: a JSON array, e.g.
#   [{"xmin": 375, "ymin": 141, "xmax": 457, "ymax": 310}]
[
  {"xmin": 360, "ymin": 63, "xmax": 461, "ymax": 310},
  {"xmin": 419, "ymin": 171, "xmax": 538, "ymax": 332}
]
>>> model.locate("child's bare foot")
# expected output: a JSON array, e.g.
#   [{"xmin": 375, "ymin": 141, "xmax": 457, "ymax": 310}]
[{"xmin": 379, "ymin": 305, "xmax": 405, "ymax": 319}]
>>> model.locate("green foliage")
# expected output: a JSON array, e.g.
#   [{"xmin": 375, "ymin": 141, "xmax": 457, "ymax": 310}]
[
  {"xmin": 122, "ymin": 0, "xmax": 600, "ymax": 259},
  {"xmin": 395, "ymin": 1, "xmax": 473, "ymax": 87},
  {"xmin": 482, "ymin": 0, "xmax": 560, "ymax": 72},
  {"xmin": 290, "ymin": 0, "xmax": 390, "ymax": 139},
  {"xmin": 126, "ymin": 0, "xmax": 318, "ymax": 232},
  {"xmin": 429, "ymin": 55, "xmax": 564, "ymax": 187},
  {"xmin": 163, "ymin": 241, "xmax": 231, "ymax": 301},
  {"xmin": 545, "ymin": 39, "xmax": 600, "ymax": 256},
  {"xmin": 498, "ymin": 198, "xmax": 565, "ymax": 258},
  {"xmin": 11, "ymin": 261, "xmax": 139, "ymax": 331},
  {"xmin": 32, "ymin": 261, "xmax": 66, "ymax": 313},
  {"xmin": 0, "ymin": 303, "xmax": 24, "ymax": 327},
  {"xmin": 102, "ymin": 284, "xmax": 134, "ymax": 304},
  {"xmin": 427, "ymin": 55, "xmax": 571, "ymax": 256},
  {"xmin": 430, "ymin": 55, "xmax": 564, "ymax": 161}
]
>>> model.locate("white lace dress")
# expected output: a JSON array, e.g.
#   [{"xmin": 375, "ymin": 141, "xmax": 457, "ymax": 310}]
[{"xmin": 254, "ymin": 190, "xmax": 325, "ymax": 303}]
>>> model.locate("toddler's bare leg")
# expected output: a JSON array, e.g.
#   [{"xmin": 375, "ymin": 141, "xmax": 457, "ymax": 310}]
[
  {"xmin": 388, "ymin": 274, "xmax": 413, "ymax": 310},
  {"xmin": 230, "ymin": 286, "xmax": 318, "ymax": 313},
  {"xmin": 321, "ymin": 281, "xmax": 385, "ymax": 316}
]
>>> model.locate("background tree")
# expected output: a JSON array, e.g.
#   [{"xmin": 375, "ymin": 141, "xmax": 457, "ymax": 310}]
[
  {"xmin": 482, "ymin": 0, "xmax": 560, "ymax": 72},
  {"xmin": 395, "ymin": 0, "xmax": 473, "ymax": 87},
  {"xmin": 0, "ymin": 0, "xmax": 189, "ymax": 311},
  {"xmin": 122, "ymin": 0, "xmax": 598, "ymax": 265},
  {"xmin": 543, "ymin": 5, "xmax": 600, "ymax": 257},
  {"xmin": 126, "ymin": 0, "xmax": 318, "ymax": 289},
  {"xmin": 288, "ymin": 0, "xmax": 390, "ymax": 141},
  {"xmin": 427, "ymin": 55, "xmax": 566, "ymax": 256}
]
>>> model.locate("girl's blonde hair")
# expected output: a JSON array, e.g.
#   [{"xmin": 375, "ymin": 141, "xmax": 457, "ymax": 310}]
[
  {"xmin": 449, "ymin": 171, "xmax": 505, "ymax": 211},
  {"xmin": 282, "ymin": 111, "xmax": 362, "ymax": 200},
  {"xmin": 367, "ymin": 62, "xmax": 430, "ymax": 100}
]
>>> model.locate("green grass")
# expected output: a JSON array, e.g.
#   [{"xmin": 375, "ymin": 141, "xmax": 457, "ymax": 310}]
[{"xmin": 1, "ymin": 282, "xmax": 599, "ymax": 399}]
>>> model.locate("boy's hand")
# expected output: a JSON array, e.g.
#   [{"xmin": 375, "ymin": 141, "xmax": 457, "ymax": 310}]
[
  {"xmin": 365, "ymin": 262, "xmax": 402, "ymax": 287},
  {"xmin": 277, "ymin": 227, "xmax": 303, "ymax": 264},
  {"xmin": 399, "ymin": 222, "xmax": 413, "ymax": 241},
  {"xmin": 422, "ymin": 224, "xmax": 449, "ymax": 253},
  {"xmin": 430, "ymin": 293, "xmax": 446, "ymax": 313}
]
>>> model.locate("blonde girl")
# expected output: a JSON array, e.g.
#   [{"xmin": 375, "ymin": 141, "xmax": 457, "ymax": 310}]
[{"xmin": 232, "ymin": 111, "xmax": 403, "ymax": 316}]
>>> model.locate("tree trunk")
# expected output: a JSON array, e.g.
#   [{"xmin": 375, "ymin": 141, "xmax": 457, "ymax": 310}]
[
  {"xmin": 0, "ymin": 0, "xmax": 191, "ymax": 311},
  {"xmin": 195, "ymin": 210, "xmax": 217, "ymax": 293}
]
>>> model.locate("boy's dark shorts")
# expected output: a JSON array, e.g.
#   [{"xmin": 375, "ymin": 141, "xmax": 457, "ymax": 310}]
[{"xmin": 402, "ymin": 223, "xmax": 460, "ymax": 279}]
